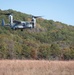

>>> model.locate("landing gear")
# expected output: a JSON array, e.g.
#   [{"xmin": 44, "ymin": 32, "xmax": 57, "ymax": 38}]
[{"xmin": 21, "ymin": 29, "xmax": 23, "ymax": 31}]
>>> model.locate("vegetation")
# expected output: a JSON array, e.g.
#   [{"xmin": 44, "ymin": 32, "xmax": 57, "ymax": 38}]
[
  {"xmin": 0, "ymin": 9, "xmax": 74, "ymax": 60},
  {"xmin": 0, "ymin": 60, "xmax": 74, "ymax": 75}
]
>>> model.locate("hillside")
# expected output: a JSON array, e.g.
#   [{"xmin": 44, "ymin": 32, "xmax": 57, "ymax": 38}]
[{"xmin": 0, "ymin": 9, "xmax": 74, "ymax": 60}]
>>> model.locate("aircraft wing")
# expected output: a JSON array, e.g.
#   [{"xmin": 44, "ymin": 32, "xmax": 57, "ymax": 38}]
[
  {"xmin": 13, "ymin": 20, "xmax": 27, "ymax": 24},
  {"xmin": 13, "ymin": 20, "xmax": 21, "ymax": 24}
]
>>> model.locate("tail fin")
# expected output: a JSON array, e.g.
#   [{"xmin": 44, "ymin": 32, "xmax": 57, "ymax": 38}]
[{"xmin": 2, "ymin": 19, "xmax": 5, "ymax": 26}]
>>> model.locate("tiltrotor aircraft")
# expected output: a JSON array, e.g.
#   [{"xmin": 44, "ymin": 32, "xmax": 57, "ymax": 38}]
[{"xmin": 1, "ymin": 13, "xmax": 41, "ymax": 31}]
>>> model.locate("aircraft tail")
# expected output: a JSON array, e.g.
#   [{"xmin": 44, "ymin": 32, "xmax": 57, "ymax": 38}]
[{"xmin": 2, "ymin": 19, "xmax": 5, "ymax": 26}]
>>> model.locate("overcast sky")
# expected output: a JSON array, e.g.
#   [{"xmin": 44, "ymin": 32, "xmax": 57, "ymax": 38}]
[{"xmin": 0, "ymin": 0, "xmax": 74, "ymax": 26}]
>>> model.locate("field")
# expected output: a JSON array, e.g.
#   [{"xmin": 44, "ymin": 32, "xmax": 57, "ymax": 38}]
[{"xmin": 0, "ymin": 60, "xmax": 74, "ymax": 75}]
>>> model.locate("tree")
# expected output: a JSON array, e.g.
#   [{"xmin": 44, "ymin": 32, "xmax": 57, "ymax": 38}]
[
  {"xmin": 38, "ymin": 44, "xmax": 51, "ymax": 59},
  {"xmin": 50, "ymin": 43, "xmax": 61, "ymax": 59}
]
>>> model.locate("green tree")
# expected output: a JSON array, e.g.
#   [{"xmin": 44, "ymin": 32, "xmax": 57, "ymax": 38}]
[{"xmin": 50, "ymin": 43, "xmax": 61, "ymax": 59}]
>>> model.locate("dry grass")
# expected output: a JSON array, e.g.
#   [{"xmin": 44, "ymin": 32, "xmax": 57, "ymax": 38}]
[{"xmin": 0, "ymin": 60, "xmax": 74, "ymax": 75}]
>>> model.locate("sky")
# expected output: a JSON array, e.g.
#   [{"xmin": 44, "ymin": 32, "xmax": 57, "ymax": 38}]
[{"xmin": 0, "ymin": 0, "xmax": 74, "ymax": 26}]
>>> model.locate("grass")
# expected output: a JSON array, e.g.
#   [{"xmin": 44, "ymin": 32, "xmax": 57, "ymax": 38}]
[{"xmin": 0, "ymin": 60, "xmax": 74, "ymax": 75}]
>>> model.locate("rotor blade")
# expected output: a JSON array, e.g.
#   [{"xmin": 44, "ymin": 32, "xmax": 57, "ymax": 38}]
[
  {"xmin": 4, "ymin": 13, "xmax": 12, "ymax": 15},
  {"xmin": 28, "ymin": 15, "xmax": 42, "ymax": 18},
  {"xmin": 0, "ymin": 12, "xmax": 12, "ymax": 15},
  {"xmin": 32, "ymin": 16, "xmax": 42, "ymax": 18}
]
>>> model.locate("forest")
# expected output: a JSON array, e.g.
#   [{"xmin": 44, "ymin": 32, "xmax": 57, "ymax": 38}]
[{"xmin": 0, "ymin": 9, "xmax": 74, "ymax": 60}]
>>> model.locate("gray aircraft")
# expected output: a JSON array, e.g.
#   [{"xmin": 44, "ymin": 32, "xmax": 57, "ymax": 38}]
[{"xmin": 1, "ymin": 13, "xmax": 41, "ymax": 31}]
